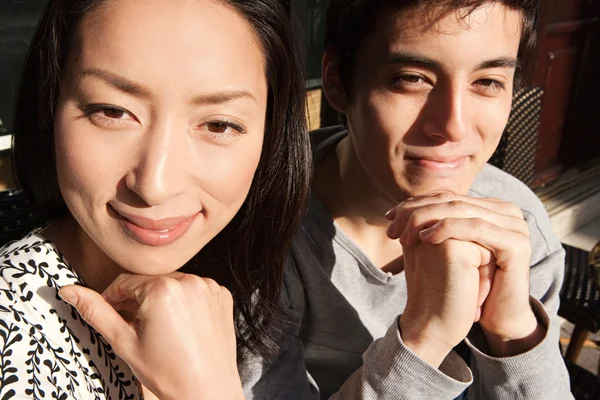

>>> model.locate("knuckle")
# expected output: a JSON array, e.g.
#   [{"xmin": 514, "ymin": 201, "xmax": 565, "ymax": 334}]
[
  {"xmin": 406, "ymin": 209, "xmax": 422, "ymax": 227},
  {"xmin": 436, "ymin": 192, "xmax": 455, "ymax": 202},
  {"xmin": 200, "ymin": 277, "xmax": 222, "ymax": 295},
  {"xmin": 149, "ymin": 277, "xmax": 181, "ymax": 303},
  {"xmin": 473, "ymin": 217, "xmax": 488, "ymax": 232},
  {"xmin": 505, "ymin": 202, "xmax": 524, "ymax": 219},
  {"xmin": 439, "ymin": 217, "xmax": 454, "ymax": 230},
  {"xmin": 77, "ymin": 301, "xmax": 101, "ymax": 325},
  {"xmin": 180, "ymin": 273, "xmax": 204, "ymax": 287},
  {"xmin": 448, "ymin": 200, "xmax": 466, "ymax": 212},
  {"xmin": 518, "ymin": 219, "xmax": 530, "ymax": 235},
  {"xmin": 220, "ymin": 287, "xmax": 234, "ymax": 306}
]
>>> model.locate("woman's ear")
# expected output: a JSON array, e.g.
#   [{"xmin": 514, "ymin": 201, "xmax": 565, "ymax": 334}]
[{"xmin": 322, "ymin": 47, "xmax": 349, "ymax": 114}]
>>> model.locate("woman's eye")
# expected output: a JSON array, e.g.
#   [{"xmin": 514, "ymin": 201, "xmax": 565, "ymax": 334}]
[
  {"xmin": 82, "ymin": 104, "xmax": 137, "ymax": 127},
  {"xmin": 101, "ymin": 108, "xmax": 128, "ymax": 119},
  {"xmin": 207, "ymin": 121, "xmax": 231, "ymax": 134},
  {"xmin": 199, "ymin": 119, "xmax": 247, "ymax": 140}
]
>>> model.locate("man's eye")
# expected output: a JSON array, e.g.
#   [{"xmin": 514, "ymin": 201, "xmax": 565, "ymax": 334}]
[
  {"xmin": 474, "ymin": 79, "xmax": 506, "ymax": 94},
  {"xmin": 399, "ymin": 75, "xmax": 424, "ymax": 84},
  {"xmin": 390, "ymin": 74, "xmax": 431, "ymax": 91}
]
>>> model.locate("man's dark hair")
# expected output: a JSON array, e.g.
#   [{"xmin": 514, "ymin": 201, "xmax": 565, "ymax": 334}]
[
  {"xmin": 325, "ymin": 0, "xmax": 539, "ymax": 92},
  {"xmin": 12, "ymin": 0, "xmax": 311, "ymax": 361}
]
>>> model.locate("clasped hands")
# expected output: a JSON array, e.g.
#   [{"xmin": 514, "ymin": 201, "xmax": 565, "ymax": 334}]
[{"xmin": 387, "ymin": 191, "xmax": 544, "ymax": 368}]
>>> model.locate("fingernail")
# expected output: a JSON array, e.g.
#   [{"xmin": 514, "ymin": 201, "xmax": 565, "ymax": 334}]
[
  {"xmin": 400, "ymin": 230, "xmax": 408, "ymax": 245},
  {"xmin": 419, "ymin": 227, "xmax": 432, "ymax": 238},
  {"xmin": 386, "ymin": 221, "xmax": 396, "ymax": 237},
  {"xmin": 385, "ymin": 206, "xmax": 397, "ymax": 219},
  {"xmin": 58, "ymin": 288, "xmax": 78, "ymax": 307}
]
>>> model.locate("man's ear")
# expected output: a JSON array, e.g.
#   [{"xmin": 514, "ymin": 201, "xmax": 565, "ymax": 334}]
[{"xmin": 322, "ymin": 47, "xmax": 349, "ymax": 114}]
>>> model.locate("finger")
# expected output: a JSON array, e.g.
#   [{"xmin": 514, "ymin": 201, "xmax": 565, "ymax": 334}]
[
  {"xmin": 397, "ymin": 201, "xmax": 528, "ymax": 246},
  {"xmin": 58, "ymin": 285, "xmax": 134, "ymax": 355},
  {"xmin": 478, "ymin": 261, "xmax": 495, "ymax": 309},
  {"xmin": 394, "ymin": 193, "xmax": 523, "ymax": 238},
  {"xmin": 419, "ymin": 218, "xmax": 531, "ymax": 269},
  {"xmin": 405, "ymin": 192, "xmax": 521, "ymax": 214},
  {"xmin": 389, "ymin": 194, "xmax": 500, "ymax": 241},
  {"xmin": 102, "ymin": 273, "xmax": 187, "ymax": 310},
  {"xmin": 385, "ymin": 205, "xmax": 399, "ymax": 221}
]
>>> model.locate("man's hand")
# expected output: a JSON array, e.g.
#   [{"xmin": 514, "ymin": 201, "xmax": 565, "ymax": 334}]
[
  {"xmin": 388, "ymin": 192, "xmax": 542, "ymax": 358},
  {"xmin": 59, "ymin": 272, "xmax": 245, "ymax": 400},
  {"xmin": 399, "ymin": 239, "xmax": 494, "ymax": 367}
]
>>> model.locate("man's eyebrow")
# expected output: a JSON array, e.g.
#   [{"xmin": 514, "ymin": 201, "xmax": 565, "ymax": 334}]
[
  {"xmin": 384, "ymin": 52, "xmax": 441, "ymax": 71},
  {"xmin": 476, "ymin": 57, "xmax": 519, "ymax": 71},
  {"xmin": 384, "ymin": 52, "xmax": 519, "ymax": 72},
  {"xmin": 78, "ymin": 68, "xmax": 151, "ymax": 97}
]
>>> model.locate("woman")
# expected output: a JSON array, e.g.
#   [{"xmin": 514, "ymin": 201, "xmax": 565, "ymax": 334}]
[{"xmin": 1, "ymin": 0, "xmax": 310, "ymax": 398}]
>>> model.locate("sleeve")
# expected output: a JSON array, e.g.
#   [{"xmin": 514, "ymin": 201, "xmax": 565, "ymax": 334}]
[
  {"xmin": 241, "ymin": 259, "xmax": 472, "ymax": 400},
  {"xmin": 0, "ymin": 298, "xmax": 73, "ymax": 399},
  {"xmin": 465, "ymin": 245, "xmax": 574, "ymax": 399}
]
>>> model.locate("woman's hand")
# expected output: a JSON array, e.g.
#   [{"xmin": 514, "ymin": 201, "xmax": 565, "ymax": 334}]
[{"xmin": 58, "ymin": 272, "xmax": 244, "ymax": 400}]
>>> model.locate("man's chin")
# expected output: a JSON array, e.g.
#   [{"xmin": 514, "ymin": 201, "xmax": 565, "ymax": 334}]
[{"xmin": 400, "ymin": 181, "xmax": 472, "ymax": 199}]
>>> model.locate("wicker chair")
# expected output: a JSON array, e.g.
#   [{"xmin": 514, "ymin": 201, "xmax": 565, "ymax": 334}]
[
  {"xmin": 560, "ymin": 243, "xmax": 600, "ymax": 376},
  {"xmin": 0, "ymin": 189, "xmax": 47, "ymax": 247}
]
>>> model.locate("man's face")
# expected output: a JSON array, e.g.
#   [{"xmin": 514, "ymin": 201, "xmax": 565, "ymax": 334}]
[{"xmin": 344, "ymin": 3, "xmax": 522, "ymax": 200}]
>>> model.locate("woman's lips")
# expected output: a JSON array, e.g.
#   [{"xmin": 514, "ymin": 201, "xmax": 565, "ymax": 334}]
[{"xmin": 114, "ymin": 208, "xmax": 200, "ymax": 247}]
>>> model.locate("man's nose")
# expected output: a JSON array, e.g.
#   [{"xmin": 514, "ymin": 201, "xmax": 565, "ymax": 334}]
[{"xmin": 423, "ymin": 85, "xmax": 471, "ymax": 143}]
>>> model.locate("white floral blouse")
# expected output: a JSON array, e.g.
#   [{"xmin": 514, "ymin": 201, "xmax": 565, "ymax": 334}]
[{"xmin": 0, "ymin": 231, "xmax": 141, "ymax": 399}]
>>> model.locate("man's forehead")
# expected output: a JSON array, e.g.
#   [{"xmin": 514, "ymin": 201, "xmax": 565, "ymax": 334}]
[
  {"xmin": 365, "ymin": 3, "xmax": 522, "ymax": 65},
  {"xmin": 376, "ymin": 3, "xmax": 522, "ymax": 43}
]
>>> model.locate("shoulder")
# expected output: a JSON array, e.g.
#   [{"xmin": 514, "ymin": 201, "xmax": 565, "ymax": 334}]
[
  {"xmin": 0, "ymin": 230, "xmax": 57, "ymax": 261},
  {"xmin": 310, "ymin": 126, "xmax": 347, "ymax": 155},
  {"xmin": 470, "ymin": 164, "xmax": 561, "ymax": 261}
]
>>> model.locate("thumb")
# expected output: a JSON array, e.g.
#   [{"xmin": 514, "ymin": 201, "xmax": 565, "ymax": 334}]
[{"xmin": 59, "ymin": 285, "xmax": 134, "ymax": 355}]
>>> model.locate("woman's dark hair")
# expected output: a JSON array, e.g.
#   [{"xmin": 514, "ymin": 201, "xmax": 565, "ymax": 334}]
[
  {"xmin": 325, "ymin": 0, "xmax": 540, "ymax": 93},
  {"xmin": 12, "ymin": 0, "xmax": 311, "ymax": 361}
]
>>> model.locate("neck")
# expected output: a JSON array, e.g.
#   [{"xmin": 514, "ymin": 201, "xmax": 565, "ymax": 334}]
[
  {"xmin": 43, "ymin": 217, "xmax": 124, "ymax": 293},
  {"xmin": 315, "ymin": 135, "xmax": 402, "ymax": 227},
  {"xmin": 315, "ymin": 134, "xmax": 405, "ymax": 273}
]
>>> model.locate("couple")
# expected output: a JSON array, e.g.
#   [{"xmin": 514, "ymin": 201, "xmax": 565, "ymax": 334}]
[{"xmin": 1, "ymin": 0, "xmax": 572, "ymax": 399}]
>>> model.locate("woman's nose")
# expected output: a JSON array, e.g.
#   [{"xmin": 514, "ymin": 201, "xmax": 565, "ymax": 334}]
[{"xmin": 125, "ymin": 123, "xmax": 189, "ymax": 206}]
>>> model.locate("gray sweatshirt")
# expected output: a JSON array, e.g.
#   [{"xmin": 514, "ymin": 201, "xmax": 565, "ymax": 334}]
[{"xmin": 241, "ymin": 127, "xmax": 573, "ymax": 399}]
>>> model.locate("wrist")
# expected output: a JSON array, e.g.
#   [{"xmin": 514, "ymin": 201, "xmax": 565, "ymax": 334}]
[
  {"xmin": 482, "ymin": 310, "xmax": 545, "ymax": 357},
  {"xmin": 399, "ymin": 315, "xmax": 454, "ymax": 368}
]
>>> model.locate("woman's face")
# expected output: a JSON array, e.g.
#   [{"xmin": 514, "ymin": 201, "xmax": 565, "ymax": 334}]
[{"xmin": 54, "ymin": 0, "xmax": 268, "ymax": 276}]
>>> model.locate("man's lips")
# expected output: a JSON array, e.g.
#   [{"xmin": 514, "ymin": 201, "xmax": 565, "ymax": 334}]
[{"xmin": 406, "ymin": 155, "xmax": 468, "ymax": 170}]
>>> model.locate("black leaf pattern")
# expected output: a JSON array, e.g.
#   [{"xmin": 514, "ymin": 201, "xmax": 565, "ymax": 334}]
[{"xmin": 0, "ymin": 233, "xmax": 140, "ymax": 399}]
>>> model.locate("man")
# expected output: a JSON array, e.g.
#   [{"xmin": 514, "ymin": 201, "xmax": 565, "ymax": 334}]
[{"xmin": 243, "ymin": 0, "xmax": 573, "ymax": 398}]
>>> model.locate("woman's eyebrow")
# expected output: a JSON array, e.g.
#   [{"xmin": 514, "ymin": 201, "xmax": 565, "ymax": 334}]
[
  {"xmin": 77, "ymin": 67, "xmax": 257, "ymax": 105},
  {"xmin": 189, "ymin": 90, "xmax": 257, "ymax": 106},
  {"xmin": 78, "ymin": 68, "xmax": 152, "ymax": 98}
]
